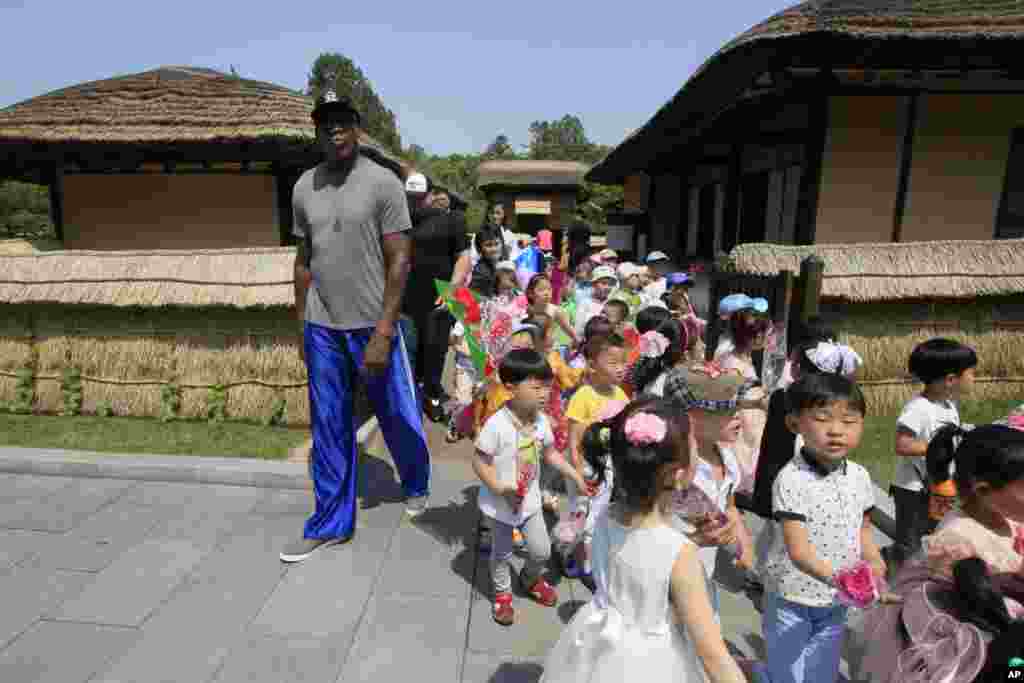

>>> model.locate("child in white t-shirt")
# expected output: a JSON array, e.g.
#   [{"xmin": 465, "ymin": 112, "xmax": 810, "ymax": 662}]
[
  {"xmin": 891, "ymin": 338, "xmax": 977, "ymax": 563},
  {"xmin": 473, "ymin": 349, "xmax": 589, "ymax": 627}
]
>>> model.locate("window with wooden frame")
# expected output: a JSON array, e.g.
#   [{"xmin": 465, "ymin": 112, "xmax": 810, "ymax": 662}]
[{"xmin": 996, "ymin": 128, "xmax": 1024, "ymax": 239}]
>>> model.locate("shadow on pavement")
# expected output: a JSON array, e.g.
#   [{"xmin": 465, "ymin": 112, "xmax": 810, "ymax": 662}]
[
  {"xmin": 357, "ymin": 451, "xmax": 406, "ymax": 509},
  {"xmin": 487, "ymin": 661, "xmax": 544, "ymax": 682}
]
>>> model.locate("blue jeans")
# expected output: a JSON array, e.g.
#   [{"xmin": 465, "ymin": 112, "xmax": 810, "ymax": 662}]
[{"xmin": 759, "ymin": 591, "xmax": 847, "ymax": 683}]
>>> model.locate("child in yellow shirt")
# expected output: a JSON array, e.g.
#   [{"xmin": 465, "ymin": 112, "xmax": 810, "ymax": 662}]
[{"xmin": 562, "ymin": 332, "xmax": 629, "ymax": 592}]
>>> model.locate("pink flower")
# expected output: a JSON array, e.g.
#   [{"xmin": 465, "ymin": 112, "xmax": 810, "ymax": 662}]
[
  {"xmin": 1008, "ymin": 413, "xmax": 1024, "ymax": 433},
  {"xmin": 638, "ymin": 331, "xmax": 671, "ymax": 359},
  {"xmin": 835, "ymin": 561, "xmax": 882, "ymax": 608},
  {"xmin": 623, "ymin": 412, "xmax": 667, "ymax": 445},
  {"xmin": 702, "ymin": 360, "xmax": 725, "ymax": 378},
  {"xmin": 1013, "ymin": 526, "xmax": 1024, "ymax": 559},
  {"xmin": 595, "ymin": 399, "xmax": 628, "ymax": 423}
]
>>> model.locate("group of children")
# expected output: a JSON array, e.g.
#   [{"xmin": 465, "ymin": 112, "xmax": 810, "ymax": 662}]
[{"xmin": 451, "ymin": 236, "xmax": 1022, "ymax": 682}]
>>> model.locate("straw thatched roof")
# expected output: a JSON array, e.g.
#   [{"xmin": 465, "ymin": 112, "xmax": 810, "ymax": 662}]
[
  {"xmin": 0, "ymin": 66, "xmax": 316, "ymax": 145},
  {"xmin": 730, "ymin": 239, "xmax": 1024, "ymax": 302},
  {"xmin": 0, "ymin": 66, "xmax": 414, "ymax": 186},
  {"xmin": 0, "ymin": 246, "xmax": 298, "ymax": 308},
  {"xmin": 588, "ymin": 0, "xmax": 1024, "ymax": 183},
  {"xmin": 478, "ymin": 160, "xmax": 589, "ymax": 189}
]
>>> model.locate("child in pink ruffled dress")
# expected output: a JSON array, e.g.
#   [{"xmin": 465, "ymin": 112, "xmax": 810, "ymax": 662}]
[{"xmin": 857, "ymin": 416, "xmax": 1024, "ymax": 683}]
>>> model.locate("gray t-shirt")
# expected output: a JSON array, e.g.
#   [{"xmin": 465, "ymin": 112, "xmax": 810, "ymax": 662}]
[{"xmin": 292, "ymin": 156, "xmax": 412, "ymax": 331}]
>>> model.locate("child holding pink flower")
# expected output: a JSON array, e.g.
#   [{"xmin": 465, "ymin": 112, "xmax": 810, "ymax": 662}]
[
  {"xmin": 473, "ymin": 349, "xmax": 590, "ymax": 627},
  {"xmin": 754, "ymin": 373, "xmax": 885, "ymax": 683}
]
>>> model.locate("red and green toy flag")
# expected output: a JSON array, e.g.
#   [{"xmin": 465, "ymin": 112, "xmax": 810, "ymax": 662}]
[{"xmin": 435, "ymin": 280, "xmax": 490, "ymax": 378}]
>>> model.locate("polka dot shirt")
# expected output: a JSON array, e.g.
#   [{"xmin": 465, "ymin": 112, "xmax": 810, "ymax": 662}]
[{"xmin": 762, "ymin": 450, "xmax": 876, "ymax": 607}]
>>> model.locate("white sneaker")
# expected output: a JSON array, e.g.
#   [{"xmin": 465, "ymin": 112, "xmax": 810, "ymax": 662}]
[{"xmin": 405, "ymin": 495, "xmax": 429, "ymax": 517}]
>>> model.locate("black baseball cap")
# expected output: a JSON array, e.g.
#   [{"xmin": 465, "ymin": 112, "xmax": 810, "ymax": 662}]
[{"xmin": 311, "ymin": 90, "xmax": 361, "ymax": 124}]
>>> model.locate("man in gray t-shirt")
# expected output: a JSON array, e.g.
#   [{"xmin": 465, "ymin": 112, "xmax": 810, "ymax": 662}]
[{"xmin": 280, "ymin": 92, "xmax": 431, "ymax": 563}]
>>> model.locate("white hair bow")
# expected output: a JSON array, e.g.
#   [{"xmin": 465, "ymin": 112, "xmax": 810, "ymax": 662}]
[{"xmin": 806, "ymin": 340, "xmax": 862, "ymax": 376}]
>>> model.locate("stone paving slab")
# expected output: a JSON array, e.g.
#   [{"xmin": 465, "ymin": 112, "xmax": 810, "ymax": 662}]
[
  {"xmin": 0, "ymin": 557, "xmax": 95, "ymax": 648},
  {"xmin": 31, "ymin": 498, "xmax": 169, "ymax": 573},
  {"xmin": 0, "ymin": 529, "xmax": 60, "ymax": 571},
  {"xmin": 0, "ymin": 478, "xmax": 134, "ymax": 533},
  {"xmin": 53, "ymin": 538, "xmax": 208, "ymax": 627},
  {"xmin": 250, "ymin": 532, "xmax": 394, "ymax": 639},
  {"xmin": 0, "ymin": 473, "xmax": 76, "ymax": 504},
  {"xmin": 211, "ymin": 630, "xmax": 352, "ymax": 683},
  {"xmin": 92, "ymin": 515, "xmax": 296, "ymax": 683},
  {"xmin": 143, "ymin": 485, "xmax": 266, "ymax": 551},
  {"xmin": 339, "ymin": 592, "xmax": 469, "ymax": 683},
  {"xmin": 0, "ymin": 620, "xmax": 139, "ymax": 683}
]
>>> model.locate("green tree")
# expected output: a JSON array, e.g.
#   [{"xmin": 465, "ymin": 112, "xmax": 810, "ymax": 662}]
[
  {"xmin": 527, "ymin": 116, "xmax": 622, "ymax": 225},
  {"xmin": 0, "ymin": 180, "xmax": 54, "ymax": 239},
  {"xmin": 307, "ymin": 53, "xmax": 402, "ymax": 154},
  {"xmin": 483, "ymin": 134, "xmax": 515, "ymax": 158}
]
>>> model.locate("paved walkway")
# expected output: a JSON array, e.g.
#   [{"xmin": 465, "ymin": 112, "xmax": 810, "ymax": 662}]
[{"xmin": 0, "ymin": 424, "xmax": 877, "ymax": 683}]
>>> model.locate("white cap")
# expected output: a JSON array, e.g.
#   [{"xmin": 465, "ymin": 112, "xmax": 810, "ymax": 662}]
[
  {"xmin": 591, "ymin": 265, "xmax": 618, "ymax": 283},
  {"xmin": 617, "ymin": 262, "xmax": 640, "ymax": 279},
  {"xmin": 645, "ymin": 251, "xmax": 669, "ymax": 263},
  {"xmin": 404, "ymin": 173, "xmax": 428, "ymax": 194}
]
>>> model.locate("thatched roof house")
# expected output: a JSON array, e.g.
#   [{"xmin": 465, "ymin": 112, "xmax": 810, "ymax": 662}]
[
  {"xmin": 730, "ymin": 238, "xmax": 1024, "ymax": 302},
  {"xmin": 587, "ymin": 1, "xmax": 1024, "ymax": 262},
  {"xmin": 476, "ymin": 160, "xmax": 589, "ymax": 239},
  {"xmin": 477, "ymin": 160, "xmax": 589, "ymax": 190},
  {"xmin": 0, "ymin": 66, "xmax": 426, "ymax": 250}
]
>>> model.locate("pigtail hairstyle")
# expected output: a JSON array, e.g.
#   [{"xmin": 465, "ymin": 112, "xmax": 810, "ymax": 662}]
[
  {"xmin": 632, "ymin": 319, "xmax": 687, "ymax": 394},
  {"xmin": 927, "ymin": 423, "xmax": 1024, "ymax": 500},
  {"xmin": 946, "ymin": 558, "xmax": 1024, "ymax": 683},
  {"xmin": 581, "ymin": 398, "xmax": 690, "ymax": 511}
]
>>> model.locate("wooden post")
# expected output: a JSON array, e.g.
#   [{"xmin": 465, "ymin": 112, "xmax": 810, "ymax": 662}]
[
  {"xmin": 721, "ymin": 143, "xmax": 743, "ymax": 254},
  {"xmin": 48, "ymin": 163, "xmax": 65, "ymax": 244},
  {"xmin": 795, "ymin": 89, "xmax": 830, "ymax": 245},
  {"xmin": 273, "ymin": 167, "xmax": 294, "ymax": 246},
  {"xmin": 798, "ymin": 255, "xmax": 825, "ymax": 324},
  {"xmin": 891, "ymin": 93, "xmax": 920, "ymax": 243}
]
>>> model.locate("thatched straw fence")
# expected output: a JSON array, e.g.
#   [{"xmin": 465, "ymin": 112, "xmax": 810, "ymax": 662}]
[
  {"xmin": 0, "ymin": 242, "xmax": 325, "ymax": 425},
  {"xmin": 730, "ymin": 239, "xmax": 1024, "ymax": 414}
]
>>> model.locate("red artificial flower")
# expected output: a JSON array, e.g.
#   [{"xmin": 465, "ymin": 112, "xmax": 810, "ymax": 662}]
[
  {"xmin": 465, "ymin": 299, "xmax": 481, "ymax": 323},
  {"xmin": 623, "ymin": 327, "xmax": 640, "ymax": 347},
  {"xmin": 454, "ymin": 287, "xmax": 475, "ymax": 308},
  {"xmin": 484, "ymin": 358, "xmax": 495, "ymax": 378}
]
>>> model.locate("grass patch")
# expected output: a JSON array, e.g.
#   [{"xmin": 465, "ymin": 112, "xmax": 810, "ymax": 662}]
[
  {"xmin": 0, "ymin": 414, "xmax": 309, "ymax": 460},
  {"xmin": 852, "ymin": 399, "xmax": 1020, "ymax": 491}
]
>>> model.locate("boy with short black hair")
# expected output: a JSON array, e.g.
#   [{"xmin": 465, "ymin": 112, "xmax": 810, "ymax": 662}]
[
  {"xmin": 473, "ymin": 349, "xmax": 589, "ymax": 626},
  {"xmin": 890, "ymin": 338, "xmax": 977, "ymax": 561},
  {"xmin": 757, "ymin": 373, "xmax": 887, "ymax": 683}
]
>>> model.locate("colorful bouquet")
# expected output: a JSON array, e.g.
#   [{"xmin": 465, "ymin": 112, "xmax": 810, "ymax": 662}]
[
  {"xmin": 670, "ymin": 485, "xmax": 742, "ymax": 561},
  {"xmin": 435, "ymin": 280, "xmax": 489, "ymax": 377},
  {"xmin": 552, "ymin": 498, "xmax": 590, "ymax": 556},
  {"xmin": 834, "ymin": 560, "xmax": 887, "ymax": 608}
]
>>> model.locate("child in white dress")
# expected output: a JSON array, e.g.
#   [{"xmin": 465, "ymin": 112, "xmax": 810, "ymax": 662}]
[{"xmin": 541, "ymin": 397, "xmax": 747, "ymax": 683}]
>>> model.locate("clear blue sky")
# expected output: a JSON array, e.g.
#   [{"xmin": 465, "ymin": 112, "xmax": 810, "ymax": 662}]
[{"xmin": 0, "ymin": 0, "xmax": 792, "ymax": 156}]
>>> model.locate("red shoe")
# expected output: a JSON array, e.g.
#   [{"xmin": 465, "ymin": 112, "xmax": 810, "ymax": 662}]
[
  {"xmin": 493, "ymin": 592, "xmax": 514, "ymax": 626},
  {"xmin": 523, "ymin": 576, "xmax": 558, "ymax": 607}
]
